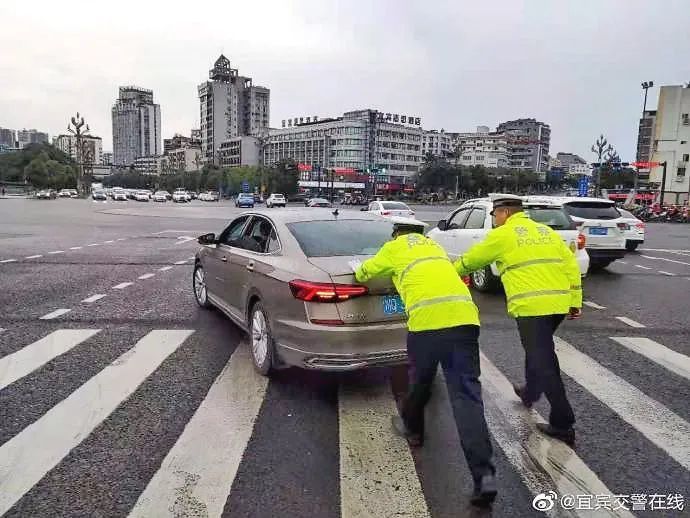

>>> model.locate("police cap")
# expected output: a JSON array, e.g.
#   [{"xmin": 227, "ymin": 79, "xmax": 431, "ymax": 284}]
[
  {"xmin": 391, "ymin": 216, "xmax": 428, "ymax": 233},
  {"xmin": 490, "ymin": 193, "xmax": 523, "ymax": 209}
]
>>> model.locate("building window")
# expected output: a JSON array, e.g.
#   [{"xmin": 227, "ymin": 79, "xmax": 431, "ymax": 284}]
[
  {"xmin": 684, "ymin": 154, "xmax": 689, "ymax": 162},
  {"xmin": 678, "ymin": 167, "xmax": 687, "ymax": 177},
  {"xmin": 682, "ymin": 140, "xmax": 688, "ymax": 144}
]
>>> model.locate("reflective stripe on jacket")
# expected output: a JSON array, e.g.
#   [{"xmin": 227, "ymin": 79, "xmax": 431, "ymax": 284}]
[
  {"xmin": 455, "ymin": 212, "xmax": 583, "ymax": 317},
  {"xmin": 355, "ymin": 233, "xmax": 480, "ymax": 332}
]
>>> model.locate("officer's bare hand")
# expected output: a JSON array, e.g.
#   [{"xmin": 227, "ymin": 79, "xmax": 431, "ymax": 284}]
[{"xmin": 567, "ymin": 307, "xmax": 582, "ymax": 320}]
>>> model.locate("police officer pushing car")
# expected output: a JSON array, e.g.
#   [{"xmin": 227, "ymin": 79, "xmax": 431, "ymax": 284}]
[
  {"xmin": 455, "ymin": 194, "xmax": 582, "ymax": 446},
  {"xmin": 350, "ymin": 216, "xmax": 497, "ymax": 507}
]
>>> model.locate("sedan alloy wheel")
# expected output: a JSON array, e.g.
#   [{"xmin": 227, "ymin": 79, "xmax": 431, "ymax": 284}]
[
  {"xmin": 193, "ymin": 265, "xmax": 211, "ymax": 308},
  {"xmin": 250, "ymin": 302, "xmax": 274, "ymax": 375}
]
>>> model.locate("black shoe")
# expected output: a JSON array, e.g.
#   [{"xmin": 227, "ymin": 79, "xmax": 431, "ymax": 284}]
[
  {"xmin": 536, "ymin": 423, "xmax": 575, "ymax": 446},
  {"xmin": 391, "ymin": 416, "xmax": 423, "ymax": 447},
  {"xmin": 471, "ymin": 474, "xmax": 497, "ymax": 507},
  {"xmin": 513, "ymin": 384, "xmax": 533, "ymax": 409}
]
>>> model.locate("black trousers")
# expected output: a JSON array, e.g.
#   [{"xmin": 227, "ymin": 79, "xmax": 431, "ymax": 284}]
[
  {"xmin": 516, "ymin": 314, "xmax": 575, "ymax": 429},
  {"xmin": 401, "ymin": 325, "xmax": 495, "ymax": 483}
]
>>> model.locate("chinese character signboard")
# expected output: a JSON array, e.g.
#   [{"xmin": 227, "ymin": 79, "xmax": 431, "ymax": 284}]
[{"xmin": 578, "ymin": 176, "xmax": 589, "ymax": 197}]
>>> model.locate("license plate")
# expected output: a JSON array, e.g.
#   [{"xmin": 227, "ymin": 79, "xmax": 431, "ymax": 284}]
[
  {"xmin": 589, "ymin": 227, "xmax": 608, "ymax": 235},
  {"xmin": 382, "ymin": 294, "xmax": 405, "ymax": 315}
]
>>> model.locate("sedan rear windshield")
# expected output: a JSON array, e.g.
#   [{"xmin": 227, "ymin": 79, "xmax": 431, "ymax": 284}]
[
  {"xmin": 381, "ymin": 202, "xmax": 409, "ymax": 210},
  {"xmin": 287, "ymin": 219, "xmax": 392, "ymax": 257},
  {"xmin": 524, "ymin": 207, "xmax": 573, "ymax": 230},
  {"xmin": 563, "ymin": 202, "xmax": 621, "ymax": 220}
]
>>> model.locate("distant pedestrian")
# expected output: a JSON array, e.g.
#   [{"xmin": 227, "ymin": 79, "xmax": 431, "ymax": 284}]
[
  {"xmin": 455, "ymin": 194, "xmax": 582, "ymax": 446},
  {"xmin": 351, "ymin": 217, "xmax": 497, "ymax": 507}
]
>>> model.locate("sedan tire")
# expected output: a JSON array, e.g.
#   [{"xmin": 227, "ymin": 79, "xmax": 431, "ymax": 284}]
[
  {"xmin": 471, "ymin": 266, "xmax": 501, "ymax": 293},
  {"xmin": 249, "ymin": 301, "xmax": 275, "ymax": 376},
  {"xmin": 193, "ymin": 264, "xmax": 212, "ymax": 308}
]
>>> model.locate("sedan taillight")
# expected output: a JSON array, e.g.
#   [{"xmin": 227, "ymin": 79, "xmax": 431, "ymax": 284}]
[
  {"xmin": 577, "ymin": 233, "xmax": 586, "ymax": 250},
  {"xmin": 289, "ymin": 280, "xmax": 368, "ymax": 302},
  {"xmin": 635, "ymin": 222, "xmax": 646, "ymax": 229}
]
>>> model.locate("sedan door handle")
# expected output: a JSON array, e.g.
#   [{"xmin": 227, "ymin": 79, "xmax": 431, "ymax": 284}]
[
  {"xmin": 246, "ymin": 261, "xmax": 255, "ymax": 272},
  {"xmin": 221, "ymin": 256, "xmax": 227, "ymax": 262}
]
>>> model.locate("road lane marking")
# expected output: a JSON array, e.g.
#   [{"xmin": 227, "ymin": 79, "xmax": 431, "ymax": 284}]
[
  {"xmin": 175, "ymin": 236, "xmax": 196, "ymax": 245},
  {"xmin": 615, "ymin": 316, "xmax": 645, "ymax": 328},
  {"xmin": 339, "ymin": 381, "xmax": 430, "ymax": 518},
  {"xmin": 641, "ymin": 254, "xmax": 690, "ymax": 267},
  {"xmin": 69, "ymin": 246, "xmax": 82, "ymax": 250},
  {"xmin": 610, "ymin": 337, "xmax": 690, "ymax": 381},
  {"xmin": 39, "ymin": 309, "xmax": 72, "ymax": 320},
  {"xmin": 634, "ymin": 264, "xmax": 651, "ymax": 270},
  {"xmin": 159, "ymin": 266, "xmax": 173, "ymax": 271},
  {"xmin": 583, "ymin": 300, "xmax": 606, "ymax": 310},
  {"xmin": 47, "ymin": 250, "xmax": 65, "ymax": 255},
  {"xmin": 25, "ymin": 255, "xmax": 42, "ymax": 259},
  {"xmin": 554, "ymin": 337, "xmax": 690, "ymax": 470},
  {"xmin": 0, "ymin": 259, "xmax": 17, "ymax": 264},
  {"xmin": 618, "ymin": 260, "xmax": 627, "ymax": 264},
  {"xmin": 87, "ymin": 243, "xmax": 100, "ymax": 247},
  {"xmin": 104, "ymin": 240, "xmax": 114, "ymax": 244},
  {"xmin": 137, "ymin": 273, "xmax": 155, "ymax": 280},
  {"xmin": 0, "ymin": 330, "xmax": 100, "ymax": 391},
  {"xmin": 0, "ymin": 329, "xmax": 194, "ymax": 515},
  {"xmin": 112, "ymin": 282, "xmax": 133, "ymax": 290},
  {"xmin": 480, "ymin": 353, "xmax": 634, "ymax": 518},
  {"xmin": 174, "ymin": 260, "xmax": 188, "ymax": 265},
  {"xmin": 82, "ymin": 294, "xmax": 106, "ymax": 303},
  {"xmin": 188, "ymin": 256, "xmax": 196, "ymax": 260},
  {"xmin": 658, "ymin": 270, "xmax": 675, "ymax": 276},
  {"xmin": 128, "ymin": 347, "xmax": 267, "ymax": 518},
  {"xmin": 116, "ymin": 238, "xmax": 127, "ymax": 241}
]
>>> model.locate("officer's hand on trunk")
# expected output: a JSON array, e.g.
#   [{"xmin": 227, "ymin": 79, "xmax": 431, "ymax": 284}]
[{"xmin": 567, "ymin": 307, "xmax": 582, "ymax": 320}]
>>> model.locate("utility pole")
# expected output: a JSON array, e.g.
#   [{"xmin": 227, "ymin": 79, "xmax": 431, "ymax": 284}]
[
  {"xmin": 659, "ymin": 160, "xmax": 668, "ymax": 206},
  {"xmin": 636, "ymin": 81, "xmax": 654, "ymax": 190}
]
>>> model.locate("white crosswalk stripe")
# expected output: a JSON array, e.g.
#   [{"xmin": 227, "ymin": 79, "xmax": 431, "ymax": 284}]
[
  {"xmin": 0, "ymin": 330, "xmax": 100, "ymax": 391},
  {"xmin": 0, "ymin": 329, "xmax": 194, "ymax": 515},
  {"xmin": 0, "ymin": 326, "xmax": 688, "ymax": 516},
  {"xmin": 555, "ymin": 337, "xmax": 690, "ymax": 470},
  {"xmin": 129, "ymin": 347, "xmax": 267, "ymax": 517},
  {"xmin": 610, "ymin": 336, "xmax": 690, "ymax": 381}
]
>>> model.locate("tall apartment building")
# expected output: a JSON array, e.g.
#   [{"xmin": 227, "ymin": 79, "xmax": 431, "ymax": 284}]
[
  {"xmin": 454, "ymin": 126, "xmax": 509, "ymax": 168},
  {"xmin": 422, "ymin": 130, "xmax": 456, "ymax": 158},
  {"xmin": 198, "ymin": 55, "xmax": 270, "ymax": 162},
  {"xmin": 53, "ymin": 134, "xmax": 103, "ymax": 165},
  {"xmin": 650, "ymin": 85, "xmax": 690, "ymax": 204},
  {"xmin": 111, "ymin": 86, "xmax": 161, "ymax": 167},
  {"xmin": 16, "ymin": 129, "xmax": 49, "ymax": 148},
  {"xmin": 636, "ymin": 110, "xmax": 657, "ymax": 186},
  {"xmin": 0, "ymin": 127, "xmax": 16, "ymax": 148},
  {"xmin": 496, "ymin": 118, "xmax": 551, "ymax": 173},
  {"xmin": 102, "ymin": 152, "xmax": 113, "ymax": 166},
  {"xmin": 263, "ymin": 109, "xmax": 423, "ymax": 190}
]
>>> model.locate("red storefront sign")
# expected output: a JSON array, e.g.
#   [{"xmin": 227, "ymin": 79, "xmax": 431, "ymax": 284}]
[{"xmin": 298, "ymin": 163, "xmax": 312, "ymax": 172}]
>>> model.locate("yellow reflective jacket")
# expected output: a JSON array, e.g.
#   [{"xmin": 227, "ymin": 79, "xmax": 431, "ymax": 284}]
[
  {"xmin": 355, "ymin": 233, "xmax": 480, "ymax": 332},
  {"xmin": 455, "ymin": 212, "xmax": 583, "ymax": 317}
]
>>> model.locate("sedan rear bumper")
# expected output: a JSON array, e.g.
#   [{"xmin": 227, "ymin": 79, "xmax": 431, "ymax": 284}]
[{"xmin": 273, "ymin": 319, "xmax": 408, "ymax": 371}]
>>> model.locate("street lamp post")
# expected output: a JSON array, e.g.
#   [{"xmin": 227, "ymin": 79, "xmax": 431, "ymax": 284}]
[
  {"xmin": 636, "ymin": 81, "xmax": 654, "ymax": 190},
  {"xmin": 67, "ymin": 112, "xmax": 91, "ymax": 195}
]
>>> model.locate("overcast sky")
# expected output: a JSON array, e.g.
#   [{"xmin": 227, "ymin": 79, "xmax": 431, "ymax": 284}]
[{"xmin": 2, "ymin": 0, "xmax": 689, "ymax": 161}]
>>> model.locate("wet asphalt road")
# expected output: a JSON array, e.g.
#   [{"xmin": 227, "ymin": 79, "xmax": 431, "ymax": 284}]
[{"xmin": 0, "ymin": 197, "xmax": 688, "ymax": 518}]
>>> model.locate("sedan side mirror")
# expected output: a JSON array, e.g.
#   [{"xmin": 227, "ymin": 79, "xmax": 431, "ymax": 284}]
[
  {"xmin": 437, "ymin": 219, "xmax": 447, "ymax": 231},
  {"xmin": 198, "ymin": 232, "xmax": 217, "ymax": 245}
]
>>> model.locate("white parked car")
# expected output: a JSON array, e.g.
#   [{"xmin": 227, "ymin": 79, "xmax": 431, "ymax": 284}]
[
  {"xmin": 112, "ymin": 189, "xmax": 128, "ymax": 201},
  {"xmin": 427, "ymin": 198, "xmax": 589, "ymax": 292},
  {"xmin": 173, "ymin": 190, "xmax": 189, "ymax": 203},
  {"xmin": 266, "ymin": 193, "xmax": 286, "ymax": 208},
  {"xmin": 153, "ymin": 191, "xmax": 169, "ymax": 202},
  {"xmin": 365, "ymin": 200, "xmax": 415, "ymax": 218},
  {"xmin": 527, "ymin": 196, "xmax": 627, "ymax": 269},
  {"xmin": 134, "ymin": 190, "xmax": 150, "ymax": 202},
  {"xmin": 58, "ymin": 189, "xmax": 72, "ymax": 198},
  {"xmin": 616, "ymin": 208, "xmax": 646, "ymax": 251}
]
